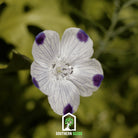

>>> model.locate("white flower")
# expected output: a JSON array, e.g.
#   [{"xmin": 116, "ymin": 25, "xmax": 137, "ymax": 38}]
[{"xmin": 31, "ymin": 27, "xmax": 104, "ymax": 115}]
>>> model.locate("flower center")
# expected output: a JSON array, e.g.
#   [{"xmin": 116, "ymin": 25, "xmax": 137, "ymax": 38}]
[{"xmin": 51, "ymin": 60, "xmax": 73, "ymax": 80}]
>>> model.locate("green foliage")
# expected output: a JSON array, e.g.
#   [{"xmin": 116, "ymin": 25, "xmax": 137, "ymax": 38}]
[
  {"xmin": 65, "ymin": 117, "xmax": 73, "ymax": 126},
  {"xmin": 0, "ymin": 51, "xmax": 32, "ymax": 73},
  {"xmin": 0, "ymin": 0, "xmax": 138, "ymax": 138}
]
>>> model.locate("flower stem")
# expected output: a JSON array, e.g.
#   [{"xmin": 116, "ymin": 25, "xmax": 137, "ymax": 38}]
[{"xmin": 95, "ymin": 0, "xmax": 120, "ymax": 58}]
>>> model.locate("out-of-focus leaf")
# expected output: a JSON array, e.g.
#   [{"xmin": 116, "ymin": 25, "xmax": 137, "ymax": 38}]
[
  {"xmin": 112, "ymin": 21, "xmax": 135, "ymax": 39},
  {"xmin": 0, "ymin": 51, "xmax": 32, "ymax": 73},
  {"xmin": 27, "ymin": 25, "xmax": 43, "ymax": 37},
  {"xmin": 0, "ymin": 0, "xmax": 74, "ymax": 59},
  {"xmin": 0, "ymin": 2, "xmax": 7, "ymax": 15},
  {"xmin": 0, "ymin": 38, "xmax": 14, "ymax": 64},
  {"xmin": 96, "ymin": 12, "xmax": 111, "ymax": 32}
]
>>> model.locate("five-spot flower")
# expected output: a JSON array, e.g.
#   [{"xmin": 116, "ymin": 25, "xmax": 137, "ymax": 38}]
[{"xmin": 31, "ymin": 27, "xmax": 104, "ymax": 115}]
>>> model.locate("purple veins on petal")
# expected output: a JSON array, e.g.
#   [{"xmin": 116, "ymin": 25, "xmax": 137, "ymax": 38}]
[
  {"xmin": 32, "ymin": 77, "xmax": 39, "ymax": 88},
  {"xmin": 93, "ymin": 74, "xmax": 104, "ymax": 87},
  {"xmin": 77, "ymin": 29, "xmax": 88, "ymax": 42},
  {"xmin": 35, "ymin": 32, "xmax": 46, "ymax": 45},
  {"xmin": 63, "ymin": 104, "xmax": 73, "ymax": 115}
]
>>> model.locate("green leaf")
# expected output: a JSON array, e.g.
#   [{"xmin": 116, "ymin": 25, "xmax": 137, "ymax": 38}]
[
  {"xmin": 0, "ymin": 51, "xmax": 32, "ymax": 73},
  {"xmin": 0, "ymin": 0, "xmax": 74, "ymax": 59}
]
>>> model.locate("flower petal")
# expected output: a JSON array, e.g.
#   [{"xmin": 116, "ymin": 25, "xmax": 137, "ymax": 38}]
[
  {"xmin": 68, "ymin": 58, "xmax": 104, "ymax": 97},
  {"xmin": 31, "ymin": 61, "xmax": 52, "ymax": 95},
  {"xmin": 63, "ymin": 104, "xmax": 73, "ymax": 115},
  {"xmin": 32, "ymin": 30, "xmax": 60, "ymax": 67},
  {"xmin": 60, "ymin": 27, "xmax": 93, "ymax": 65},
  {"xmin": 48, "ymin": 80, "xmax": 80, "ymax": 115}
]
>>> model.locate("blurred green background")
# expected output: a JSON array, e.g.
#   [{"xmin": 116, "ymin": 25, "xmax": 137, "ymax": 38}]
[{"xmin": 0, "ymin": 0, "xmax": 138, "ymax": 138}]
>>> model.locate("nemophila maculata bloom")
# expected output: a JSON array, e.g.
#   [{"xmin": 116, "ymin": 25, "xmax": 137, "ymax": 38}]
[{"xmin": 31, "ymin": 27, "xmax": 104, "ymax": 115}]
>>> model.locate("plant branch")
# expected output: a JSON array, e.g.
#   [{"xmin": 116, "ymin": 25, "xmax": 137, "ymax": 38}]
[
  {"xmin": 122, "ymin": 0, "xmax": 138, "ymax": 9},
  {"xmin": 95, "ymin": 0, "xmax": 120, "ymax": 58}
]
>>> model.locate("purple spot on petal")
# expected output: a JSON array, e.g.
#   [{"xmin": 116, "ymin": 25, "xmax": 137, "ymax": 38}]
[
  {"xmin": 77, "ymin": 29, "xmax": 88, "ymax": 42},
  {"xmin": 63, "ymin": 104, "xmax": 73, "ymax": 115},
  {"xmin": 32, "ymin": 77, "xmax": 39, "ymax": 88},
  {"xmin": 93, "ymin": 74, "xmax": 104, "ymax": 87},
  {"xmin": 35, "ymin": 32, "xmax": 45, "ymax": 45}
]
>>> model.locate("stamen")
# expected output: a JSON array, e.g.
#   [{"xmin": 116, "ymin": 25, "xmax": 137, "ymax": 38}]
[
  {"xmin": 62, "ymin": 68, "xmax": 67, "ymax": 70},
  {"xmin": 52, "ymin": 64, "xmax": 56, "ymax": 68},
  {"xmin": 65, "ymin": 63, "xmax": 69, "ymax": 66},
  {"xmin": 51, "ymin": 60, "xmax": 74, "ymax": 80}
]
